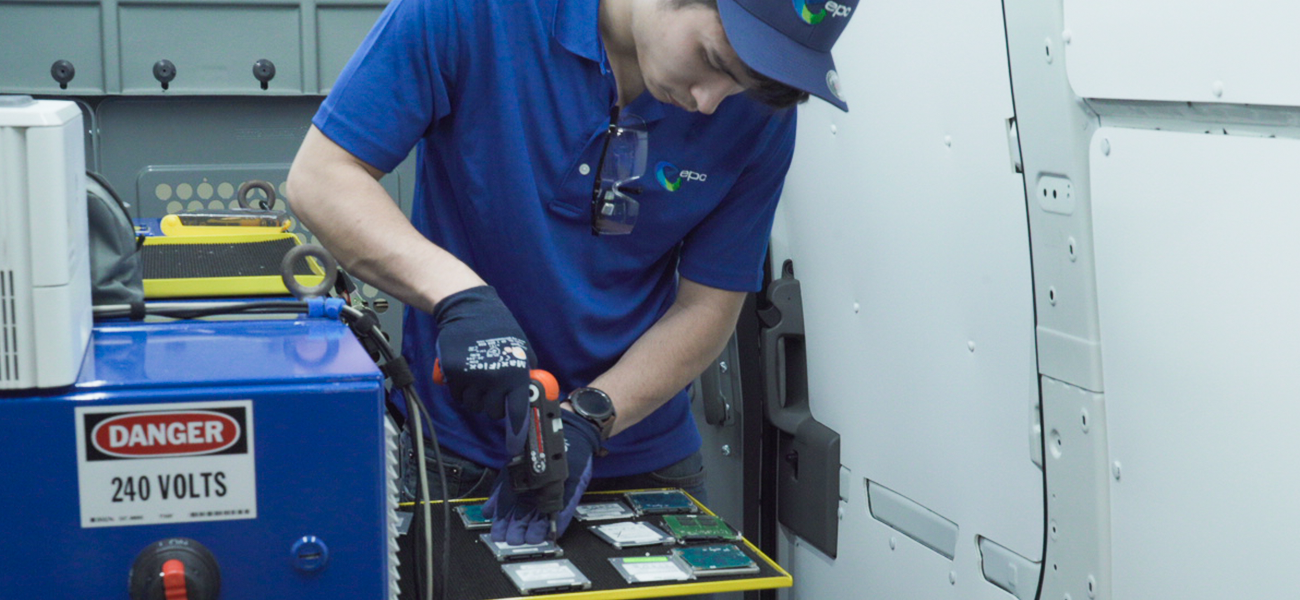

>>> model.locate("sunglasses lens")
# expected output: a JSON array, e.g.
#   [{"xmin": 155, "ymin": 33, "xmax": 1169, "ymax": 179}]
[
  {"xmin": 601, "ymin": 127, "xmax": 648, "ymax": 183},
  {"xmin": 593, "ymin": 187, "xmax": 639, "ymax": 235}
]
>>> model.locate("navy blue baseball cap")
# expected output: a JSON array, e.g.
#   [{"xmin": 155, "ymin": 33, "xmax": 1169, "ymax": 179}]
[{"xmin": 718, "ymin": 0, "xmax": 857, "ymax": 111}]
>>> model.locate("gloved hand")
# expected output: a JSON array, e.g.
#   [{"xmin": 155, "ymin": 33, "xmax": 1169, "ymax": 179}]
[
  {"xmin": 433, "ymin": 285, "xmax": 533, "ymax": 421},
  {"xmin": 483, "ymin": 410, "xmax": 600, "ymax": 545}
]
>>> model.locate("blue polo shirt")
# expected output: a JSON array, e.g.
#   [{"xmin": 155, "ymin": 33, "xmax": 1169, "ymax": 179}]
[{"xmin": 314, "ymin": 0, "xmax": 796, "ymax": 477}]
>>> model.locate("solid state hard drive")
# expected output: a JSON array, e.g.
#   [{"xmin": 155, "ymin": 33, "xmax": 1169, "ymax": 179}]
[
  {"xmin": 625, "ymin": 490, "xmax": 698, "ymax": 515},
  {"xmin": 589, "ymin": 521, "xmax": 676, "ymax": 549},
  {"xmin": 456, "ymin": 503, "xmax": 492, "ymax": 530},
  {"xmin": 609, "ymin": 555, "xmax": 695, "ymax": 584},
  {"xmin": 574, "ymin": 500, "xmax": 636, "ymax": 522},
  {"xmin": 502, "ymin": 559, "xmax": 591, "ymax": 595},
  {"xmin": 672, "ymin": 543, "xmax": 760, "ymax": 577},
  {"xmin": 661, "ymin": 514, "xmax": 739, "ymax": 542},
  {"xmin": 480, "ymin": 534, "xmax": 563, "ymax": 562}
]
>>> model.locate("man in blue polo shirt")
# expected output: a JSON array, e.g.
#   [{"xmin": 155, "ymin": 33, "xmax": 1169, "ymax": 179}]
[{"xmin": 287, "ymin": 0, "xmax": 856, "ymax": 546}]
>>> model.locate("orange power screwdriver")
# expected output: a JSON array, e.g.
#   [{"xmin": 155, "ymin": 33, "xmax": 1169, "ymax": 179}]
[{"xmin": 432, "ymin": 360, "xmax": 569, "ymax": 536}]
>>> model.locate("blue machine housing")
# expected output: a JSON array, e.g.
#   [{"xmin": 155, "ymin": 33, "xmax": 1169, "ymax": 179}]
[{"xmin": 0, "ymin": 318, "xmax": 391, "ymax": 599}]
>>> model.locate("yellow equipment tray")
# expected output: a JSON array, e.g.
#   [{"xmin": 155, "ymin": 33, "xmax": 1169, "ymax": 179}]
[
  {"xmin": 140, "ymin": 232, "xmax": 325, "ymax": 299},
  {"xmin": 397, "ymin": 489, "xmax": 791, "ymax": 600}
]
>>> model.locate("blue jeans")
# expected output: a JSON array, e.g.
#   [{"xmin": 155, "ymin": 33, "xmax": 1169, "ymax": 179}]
[
  {"xmin": 400, "ymin": 429, "xmax": 709, "ymax": 504},
  {"xmin": 584, "ymin": 451, "xmax": 709, "ymax": 506},
  {"xmin": 398, "ymin": 429, "xmax": 498, "ymax": 502}
]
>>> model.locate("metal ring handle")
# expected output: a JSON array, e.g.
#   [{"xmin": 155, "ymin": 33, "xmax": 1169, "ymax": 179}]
[
  {"xmin": 237, "ymin": 180, "xmax": 277, "ymax": 210},
  {"xmin": 280, "ymin": 244, "xmax": 338, "ymax": 299}
]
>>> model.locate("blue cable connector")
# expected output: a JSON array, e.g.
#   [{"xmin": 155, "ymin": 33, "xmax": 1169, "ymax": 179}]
[{"xmin": 306, "ymin": 297, "xmax": 346, "ymax": 320}]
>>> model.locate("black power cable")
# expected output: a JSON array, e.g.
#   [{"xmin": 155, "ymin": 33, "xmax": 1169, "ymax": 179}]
[{"xmin": 344, "ymin": 306, "xmax": 451, "ymax": 600}]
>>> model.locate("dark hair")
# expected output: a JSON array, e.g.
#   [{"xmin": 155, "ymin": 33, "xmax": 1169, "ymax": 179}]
[{"xmin": 672, "ymin": 0, "xmax": 811, "ymax": 110}]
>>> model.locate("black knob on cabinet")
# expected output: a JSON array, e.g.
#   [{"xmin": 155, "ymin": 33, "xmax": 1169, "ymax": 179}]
[
  {"xmin": 50, "ymin": 60, "xmax": 75, "ymax": 89},
  {"xmin": 128, "ymin": 538, "xmax": 221, "ymax": 600},
  {"xmin": 253, "ymin": 59, "xmax": 276, "ymax": 90},
  {"xmin": 153, "ymin": 59, "xmax": 176, "ymax": 90}
]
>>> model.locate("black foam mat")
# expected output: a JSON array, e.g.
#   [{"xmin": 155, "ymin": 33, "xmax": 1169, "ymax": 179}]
[
  {"xmin": 142, "ymin": 238, "xmax": 312, "ymax": 279},
  {"xmin": 397, "ymin": 494, "xmax": 782, "ymax": 599}
]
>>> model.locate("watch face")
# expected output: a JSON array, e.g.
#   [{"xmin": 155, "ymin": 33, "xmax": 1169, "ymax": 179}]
[{"xmin": 573, "ymin": 388, "xmax": 614, "ymax": 420}]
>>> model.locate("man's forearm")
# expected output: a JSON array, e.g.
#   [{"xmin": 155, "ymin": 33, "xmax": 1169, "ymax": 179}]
[
  {"xmin": 286, "ymin": 126, "xmax": 483, "ymax": 312},
  {"xmin": 587, "ymin": 277, "xmax": 746, "ymax": 436}
]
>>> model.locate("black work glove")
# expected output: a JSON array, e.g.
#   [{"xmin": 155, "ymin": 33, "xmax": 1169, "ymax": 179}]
[
  {"xmin": 433, "ymin": 285, "xmax": 534, "ymax": 421},
  {"xmin": 482, "ymin": 411, "xmax": 599, "ymax": 545}
]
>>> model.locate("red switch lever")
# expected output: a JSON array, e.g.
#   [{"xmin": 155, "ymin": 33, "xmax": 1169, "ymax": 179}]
[{"xmin": 162, "ymin": 559, "xmax": 188, "ymax": 600}]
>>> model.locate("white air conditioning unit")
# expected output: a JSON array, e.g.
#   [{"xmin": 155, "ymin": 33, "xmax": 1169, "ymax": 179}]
[{"xmin": 0, "ymin": 96, "xmax": 91, "ymax": 390}]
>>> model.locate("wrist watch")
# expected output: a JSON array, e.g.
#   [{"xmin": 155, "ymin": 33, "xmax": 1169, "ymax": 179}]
[{"xmin": 568, "ymin": 387, "xmax": 616, "ymax": 441}]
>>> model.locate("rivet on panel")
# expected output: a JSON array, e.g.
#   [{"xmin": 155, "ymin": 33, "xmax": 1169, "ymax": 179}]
[
  {"xmin": 1212, "ymin": 81, "xmax": 1225, "ymax": 98},
  {"xmin": 949, "ymin": 571, "xmax": 957, "ymax": 585},
  {"xmin": 1101, "ymin": 138, "xmax": 1111, "ymax": 156},
  {"xmin": 1068, "ymin": 237, "xmax": 1077, "ymax": 262},
  {"xmin": 1049, "ymin": 520, "xmax": 1058, "ymax": 540},
  {"xmin": 1062, "ymin": 29, "xmax": 1072, "ymax": 44},
  {"xmin": 968, "ymin": 341, "xmax": 975, "ymax": 352},
  {"xmin": 1048, "ymin": 287, "xmax": 1057, "ymax": 306},
  {"xmin": 1044, "ymin": 38, "xmax": 1053, "ymax": 64},
  {"xmin": 853, "ymin": 302, "xmax": 860, "ymax": 313},
  {"xmin": 944, "ymin": 135, "xmax": 952, "ymax": 147},
  {"xmin": 831, "ymin": 124, "xmax": 838, "ymax": 135},
  {"xmin": 1087, "ymin": 575, "xmax": 1097, "ymax": 598},
  {"xmin": 889, "ymin": 536, "xmax": 897, "ymax": 550},
  {"xmin": 1081, "ymin": 408, "xmax": 1090, "ymax": 433},
  {"xmin": 1113, "ymin": 462, "xmax": 1122, "ymax": 481}
]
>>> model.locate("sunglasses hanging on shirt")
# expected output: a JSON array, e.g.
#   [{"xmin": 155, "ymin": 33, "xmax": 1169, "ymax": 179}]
[{"xmin": 590, "ymin": 106, "xmax": 648, "ymax": 235}]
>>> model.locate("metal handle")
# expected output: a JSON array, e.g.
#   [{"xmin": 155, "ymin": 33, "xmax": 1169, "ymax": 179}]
[
  {"xmin": 280, "ymin": 244, "xmax": 337, "ymax": 299},
  {"xmin": 761, "ymin": 261, "xmax": 811, "ymax": 435},
  {"xmin": 237, "ymin": 180, "xmax": 277, "ymax": 210}
]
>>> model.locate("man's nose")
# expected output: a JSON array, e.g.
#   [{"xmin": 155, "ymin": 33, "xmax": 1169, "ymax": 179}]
[{"xmin": 693, "ymin": 80, "xmax": 744, "ymax": 114}]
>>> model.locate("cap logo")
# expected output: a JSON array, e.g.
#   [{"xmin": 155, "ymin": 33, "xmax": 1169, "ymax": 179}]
[
  {"xmin": 793, "ymin": 0, "xmax": 826, "ymax": 24},
  {"xmin": 826, "ymin": 70, "xmax": 843, "ymax": 100},
  {"xmin": 793, "ymin": 0, "xmax": 853, "ymax": 24}
]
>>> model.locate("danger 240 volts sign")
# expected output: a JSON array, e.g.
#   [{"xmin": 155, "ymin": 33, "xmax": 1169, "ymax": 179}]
[{"xmin": 74, "ymin": 401, "xmax": 257, "ymax": 528}]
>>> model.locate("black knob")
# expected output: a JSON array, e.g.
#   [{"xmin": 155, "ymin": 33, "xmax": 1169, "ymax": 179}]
[
  {"xmin": 253, "ymin": 59, "xmax": 276, "ymax": 90},
  {"xmin": 153, "ymin": 59, "xmax": 176, "ymax": 90},
  {"xmin": 50, "ymin": 60, "xmax": 75, "ymax": 89},
  {"xmin": 128, "ymin": 538, "xmax": 221, "ymax": 600}
]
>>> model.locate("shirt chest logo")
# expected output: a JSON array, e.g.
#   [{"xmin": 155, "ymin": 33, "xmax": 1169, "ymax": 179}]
[{"xmin": 655, "ymin": 161, "xmax": 708, "ymax": 192}]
